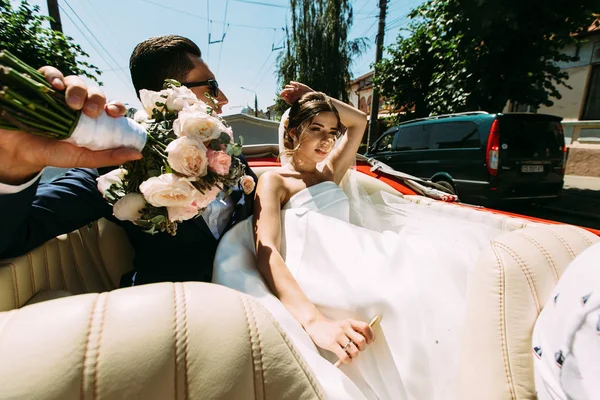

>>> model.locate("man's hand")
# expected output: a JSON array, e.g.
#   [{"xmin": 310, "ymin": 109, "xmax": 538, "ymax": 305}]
[
  {"xmin": 0, "ymin": 66, "xmax": 142, "ymax": 186},
  {"xmin": 279, "ymin": 81, "xmax": 315, "ymax": 105}
]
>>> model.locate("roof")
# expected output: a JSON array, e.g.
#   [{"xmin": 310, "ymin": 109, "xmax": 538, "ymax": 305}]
[
  {"xmin": 350, "ymin": 70, "xmax": 374, "ymax": 85},
  {"xmin": 223, "ymin": 113, "xmax": 280, "ymax": 128}
]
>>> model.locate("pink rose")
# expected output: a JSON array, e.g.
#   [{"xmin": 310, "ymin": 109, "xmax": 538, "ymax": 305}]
[
  {"xmin": 240, "ymin": 175, "xmax": 255, "ymax": 195},
  {"xmin": 207, "ymin": 149, "xmax": 232, "ymax": 175},
  {"xmin": 193, "ymin": 186, "xmax": 222, "ymax": 209},
  {"xmin": 167, "ymin": 204, "xmax": 199, "ymax": 222}
]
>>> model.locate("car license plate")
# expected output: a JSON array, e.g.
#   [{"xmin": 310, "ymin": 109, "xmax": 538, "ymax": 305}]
[{"xmin": 521, "ymin": 165, "xmax": 544, "ymax": 173}]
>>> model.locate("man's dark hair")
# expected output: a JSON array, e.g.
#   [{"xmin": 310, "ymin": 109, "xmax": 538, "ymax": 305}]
[{"xmin": 129, "ymin": 35, "xmax": 201, "ymax": 96}]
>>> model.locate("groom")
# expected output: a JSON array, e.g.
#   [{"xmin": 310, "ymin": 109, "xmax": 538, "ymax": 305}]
[{"xmin": 0, "ymin": 35, "xmax": 257, "ymax": 285}]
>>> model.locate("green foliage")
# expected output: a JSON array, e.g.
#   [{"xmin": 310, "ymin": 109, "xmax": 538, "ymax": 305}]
[
  {"xmin": 0, "ymin": 0, "xmax": 101, "ymax": 82},
  {"xmin": 275, "ymin": 0, "xmax": 368, "ymax": 114},
  {"xmin": 375, "ymin": 0, "xmax": 599, "ymax": 120}
]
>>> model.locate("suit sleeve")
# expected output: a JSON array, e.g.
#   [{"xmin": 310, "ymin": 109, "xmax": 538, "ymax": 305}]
[{"xmin": 0, "ymin": 168, "xmax": 112, "ymax": 259}]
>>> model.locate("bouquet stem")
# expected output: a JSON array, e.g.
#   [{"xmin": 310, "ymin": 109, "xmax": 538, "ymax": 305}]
[{"xmin": 0, "ymin": 50, "xmax": 147, "ymax": 151}]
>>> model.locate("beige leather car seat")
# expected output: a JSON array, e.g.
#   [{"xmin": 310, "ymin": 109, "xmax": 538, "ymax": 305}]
[
  {"xmin": 0, "ymin": 282, "xmax": 324, "ymax": 400},
  {"xmin": 458, "ymin": 224, "xmax": 599, "ymax": 399},
  {"xmin": 0, "ymin": 218, "xmax": 134, "ymax": 311}
]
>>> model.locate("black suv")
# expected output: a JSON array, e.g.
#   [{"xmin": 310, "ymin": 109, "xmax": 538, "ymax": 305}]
[{"xmin": 365, "ymin": 112, "xmax": 566, "ymax": 205}]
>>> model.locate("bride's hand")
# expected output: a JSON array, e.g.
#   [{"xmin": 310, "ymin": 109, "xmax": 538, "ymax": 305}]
[
  {"xmin": 280, "ymin": 81, "xmax": 314, "ymax": 105},
  {"xmin": 303, "ymin": 316, "xmax": 375, "ymax": 365}
]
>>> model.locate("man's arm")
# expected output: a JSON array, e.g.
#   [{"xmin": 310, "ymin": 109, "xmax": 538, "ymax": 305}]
[{"xmin": 0, "ymin": 168, "xmax": 113, "ymax": 259}]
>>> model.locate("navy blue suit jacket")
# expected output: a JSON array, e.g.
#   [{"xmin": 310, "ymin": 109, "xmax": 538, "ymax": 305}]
[{"xmin": 0, "ymin": 156, "xmax": 257, "ymax": 285}]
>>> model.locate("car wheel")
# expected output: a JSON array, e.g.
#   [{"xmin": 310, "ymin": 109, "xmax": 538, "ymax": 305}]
[{"xmin": 432, "ymin": 180, "xmax": 457, "ymax": 196}]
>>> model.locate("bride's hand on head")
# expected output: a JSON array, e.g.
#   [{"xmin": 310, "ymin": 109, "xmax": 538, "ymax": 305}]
[
  {"xmin": 303, "ymin": 316, "xmax": 375, "ymax": 365},
  {"xmin": 280, "ymin": 81, "xmax": 314, "ymax": 105}
]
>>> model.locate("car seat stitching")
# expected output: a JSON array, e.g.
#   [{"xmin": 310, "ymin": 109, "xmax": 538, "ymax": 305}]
[
  {"xmin": 249, "ymin": 298, "xmax": 266, "ymax": 399},
  {"xmin": 81, "ymin": 294, "xmax": 100, "ymax": 399},
  {"xmin": 182, "ymin": 285, "xmax": 190, "ymax": 400},
  {"xmin": 43, "ymin": 243, "xmax": 50, "ymax": 290},
  {"xmin": 254, "ymin": 298, "xmax": 326, "ymax": 398},
  {"xmin": 27, "ymin": 252, "xmax": 35, "ymax": 296},
  {"xmin": 93, "ymin": 293, "xmax": 108, "ymax": 400},
  {"xmin": 495, "ymin": 242, "xmax": 540, "ymax": 312},
  {"xmin": 546, "ymin": 228, "xmax": 576, "ymax": 259},
  {"xmin": 492, "ymin": 242, "xmax": 517, "ymax": 400},
  {"xmin": 173, "ymin": 283, "xmax": 179, "ymax": 400},
  {"xmin": 564, "ymin": 225, "xmax": 595, "ymax": 247},
  {"xmin": 240, "ymin": 294, "xmax": 259, "ymax": 399},
  {"xmin": 519, "ymin": 232, "xmax": 559, "ymax": 283},
  {"xmin": 10, "ymin": 263, "xmax": 19, "ymax": 308}
]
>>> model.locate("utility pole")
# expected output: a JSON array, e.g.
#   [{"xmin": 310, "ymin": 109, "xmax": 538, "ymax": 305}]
[
  {"xmin": 241, "ymin": 87, "xmax": 259, "ymax": 117},
  {"xmin": 367, "ymin": 0, "xmax": 388, "ymax": 148},
  {"xmin": 46, "ymin": 0, "xmax": 64, "ymax": 33}
]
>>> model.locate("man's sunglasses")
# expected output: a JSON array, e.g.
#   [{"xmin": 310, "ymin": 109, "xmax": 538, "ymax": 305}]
[{"xmin": 181, "ymin": 79, "xmax": 219, "ymax": 98}]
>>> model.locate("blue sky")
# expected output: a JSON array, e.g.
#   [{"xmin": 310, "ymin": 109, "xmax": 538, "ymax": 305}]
[{"xmin": 24, "ymin": 0, "xmax": 423, "ymax": 114}]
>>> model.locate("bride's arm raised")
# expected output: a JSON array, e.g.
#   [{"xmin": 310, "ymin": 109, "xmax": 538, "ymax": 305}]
[
  {"xmin": 280, "ymin": 82, "xmax": 368, "ymax": 184},
  {"xmin": 253, "ymin": 171, "xmax": 374, "ymax": 364}
]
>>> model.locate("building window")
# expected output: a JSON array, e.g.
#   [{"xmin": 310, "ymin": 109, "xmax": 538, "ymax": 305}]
[{"xmin": 582, "ymin": 64, "xmax": 600, "ymax": 120}]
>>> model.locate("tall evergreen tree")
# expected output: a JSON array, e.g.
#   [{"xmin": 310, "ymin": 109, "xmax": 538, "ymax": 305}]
[{"xmin": 275, "ymin": 0, "xmax": 367, "ymax": 113}]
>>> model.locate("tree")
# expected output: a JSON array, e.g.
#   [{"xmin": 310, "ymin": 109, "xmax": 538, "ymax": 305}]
[
  {"xmin": 274, "ymin": 0, "xmax": 368, "ymax": 114},
  {"xmin": 375, "ymin": 0, "xmax": 599, "ymax": 120},
  {"xmin": 0, "ymin": 0, "xmax": 101, "ymax": 82}
]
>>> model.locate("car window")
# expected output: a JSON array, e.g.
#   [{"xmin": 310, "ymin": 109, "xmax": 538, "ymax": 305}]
[
  {"xmin": 375, "ymin": 130, "xmax": 396, "ymax": 152},
  {"xmin": 394, "ymin": 125, "xmax": 431, "ymax": 151},
  {"xmin": 430, "ymin": 121, "xmax": 480, "ymax": 149}
]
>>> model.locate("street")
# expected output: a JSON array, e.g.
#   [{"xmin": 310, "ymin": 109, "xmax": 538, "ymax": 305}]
[{"xmin": 493, "ymin": 176, "xmax": 600, "ymax": 230}]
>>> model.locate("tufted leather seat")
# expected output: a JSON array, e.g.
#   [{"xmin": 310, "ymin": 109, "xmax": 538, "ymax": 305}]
[
  {"xmin": 0, "ymin": 282, "xmax": 324, "ymax": 400},
  {"xmin": 0, "ymin": 218, "xmax": 134, "ymax": 312},
  {"xmin": 458, "ymin": 224, "xmax": 599, "ymax": 399}
]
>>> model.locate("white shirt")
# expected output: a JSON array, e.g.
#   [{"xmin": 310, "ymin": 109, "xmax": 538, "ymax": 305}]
[
  {"xmin": 532, "ymin": 242, "xmax": 600, "ymax": 400},
  {"xmin": 0, "ymin": 171, "xmax": 235, "ymax": 239}
]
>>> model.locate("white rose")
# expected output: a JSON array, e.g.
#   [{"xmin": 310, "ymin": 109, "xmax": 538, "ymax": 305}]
[
  {"xmin": 139, "ymin": 89, "xmax": 168, "ymax": 115},
  {"xmin": 165, "ymin": 86, "xmax": 198, "ymax": 111},
  {"xmin": 113, "ymin": 193, "xmax": 146, "ymax": 221},
  {"xmin": 96, "ymin": 168, "xmax": 127, "ymax": 197},
  {"xmin": 166, "ymin": 204, "xmax": 199, "ymax": 222},
  {"xmin": 165, "ymin": 136, "xmax": 209, "ymax": 177},
  {"xmin": 133, "ymin": 109, "xmax": 149, "ymax": 123},
  {"xmin": 139, "ymin": 174, "xmax": 199, "ymax": 208},
  {"xmin": 173, "ymin": 103, "xmax": 227, "ymax": 142}
]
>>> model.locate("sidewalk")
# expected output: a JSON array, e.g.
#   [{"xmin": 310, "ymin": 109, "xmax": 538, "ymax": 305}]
[
  {"xmin": 564, "ymin": 175, "xmax": 600, "ymax": 191},
  {"xmin": 538, "ymin": 175, "xmax": 600, "ymax": 222}
]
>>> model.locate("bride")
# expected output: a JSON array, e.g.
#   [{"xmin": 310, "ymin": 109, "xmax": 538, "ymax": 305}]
[{"xmin": 213, "ymin": 82, "xmax": 502, "ymax": 399}]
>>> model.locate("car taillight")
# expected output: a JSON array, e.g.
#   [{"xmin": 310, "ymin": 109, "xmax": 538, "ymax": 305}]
[
  {"xmin": 486, "ymin": 120, "xmax": 500, "ymax": 177},
  {"xmin": 562, "ymin": 144, "xmax": 568, "ymax": 175}
]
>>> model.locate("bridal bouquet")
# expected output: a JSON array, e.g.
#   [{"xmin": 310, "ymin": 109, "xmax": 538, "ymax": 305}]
[{"xmin": 0, "ymin": 50, "xmax": 254, "ymax": 235}]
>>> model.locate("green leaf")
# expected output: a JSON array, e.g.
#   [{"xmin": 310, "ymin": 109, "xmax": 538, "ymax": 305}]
[
  {"xmin": 219, "ymin": 132, "xmax": 231, "ymax": 144},
  {"xmin": 210, "ymin": 139, "xmax": 221, "ymax": 150}
]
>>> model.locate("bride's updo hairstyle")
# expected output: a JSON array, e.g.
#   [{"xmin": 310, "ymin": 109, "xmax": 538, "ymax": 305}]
[{"xmin": 281, "ymin": 92, "xmax": 345, "ymax": 160}]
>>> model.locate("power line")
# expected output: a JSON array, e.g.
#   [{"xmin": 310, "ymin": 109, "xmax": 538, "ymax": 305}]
[
  {"xmin": 61, "ymin": 0, "xmax": 132, "ymax": 88},
  {"xmin": 216, "ymin": 0, "xmax": 230, "ymax": 75},
  {"xmin": 233, "ymin": 0, "xmax": 287, "ymax": 8},
  {"xmin": 58, "ymin": 2, "xmax": 134, "ymax": 94},
  {"xmin": 140, "ymin": 0, "xmax": 282, "ymax": 30}
]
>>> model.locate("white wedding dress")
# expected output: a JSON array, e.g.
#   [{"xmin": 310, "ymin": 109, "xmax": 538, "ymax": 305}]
[{"xmin": 213, "ymin": 177, "xmax": 501, "ymax": 399}]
